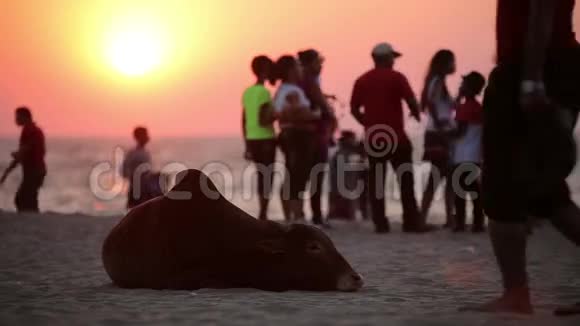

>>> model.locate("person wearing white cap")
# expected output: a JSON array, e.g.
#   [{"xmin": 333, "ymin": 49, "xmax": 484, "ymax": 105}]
[
  {"xmin": 371, "ymin": 42, "xmax": 402, "ymax": 58},
  {"xmin": 351, "ymin": 42, "xmax": 433, "ymax": 233}
]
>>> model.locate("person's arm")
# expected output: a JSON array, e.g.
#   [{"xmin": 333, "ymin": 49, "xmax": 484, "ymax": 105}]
[
  {"xmin": 0, "ymin": 159, "xmax": 18, "ymax": 184},
  {"xmin": 241, "ymin": 109, "xmax": 252, "ymax": 160},
  {"xmin": 350, "ymin": 79, "xmax": 364, "ymax": 125},
  {"xmin": 309, "ymin": 82, "xmax": 334, "ymax": 118},
  {"xmin": 405, "ymin": 96, "xmax": 422, "ymax": 123},
  {"xmin": 426, "ymin": 79, "xmax": 445, "ymax": 129},
  {"xmin": 258, "ymin": 102, "xmax": 277, "ymax": 126},
  {"xmin": 310, "ymin": 82, "xmax": 339, "ymax": 137},
  {"xmin": 257, "ymin": 88, "xmax": 277, "ymax": 126},
  {"xmin": 278, "ymin": 92, "xmax": 320, "ymax": 124},
  {"xmin": 241, "ymin": 108, "xmax": 247, "ymax": 140},
  {"xmin": 400, "ymin": 74, "xmax": 421, "ymax": 122},
  {"xmin": 521, "ymin": 0, "xmax": 557, "ymax": 111}
]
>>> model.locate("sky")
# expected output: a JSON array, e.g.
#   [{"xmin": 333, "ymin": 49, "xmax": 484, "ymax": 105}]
[{"xmin": 0, "ymin": 0, "xmax": 578, "ymax": 138}]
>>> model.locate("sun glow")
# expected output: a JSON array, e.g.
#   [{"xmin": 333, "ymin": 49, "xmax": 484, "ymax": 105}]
[
  {"xmin": 74, "ymin": 1, "xmax": 226, "ymax": 84},
  {"xmin": 106, "ymin": 27, "xmax": 165, "ymax": 76},
  {"xmin": 105, "ymin": 15, "xmax": 168, "ymax": 77}
]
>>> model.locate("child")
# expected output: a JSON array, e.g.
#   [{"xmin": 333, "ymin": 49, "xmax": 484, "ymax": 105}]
[
  {"xmin": 451, "ymin": 72, "xmax": 486, "ymax": 232},
  {"xmin": 122, "ymin": 127, "xmax": 158, "ymax": 209},
  {"xmin": 327, "ymin": 130, "xmax": 367, "ymax": 220},
  {"xmin": 242, "ymin": 55, "xmax": 277, "ymax": 220}
]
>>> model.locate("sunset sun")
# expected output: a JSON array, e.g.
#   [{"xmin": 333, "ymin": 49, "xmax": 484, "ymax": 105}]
[{"xmin": 105, "ymin": 19, "xmax": 168, "ymax": 77}]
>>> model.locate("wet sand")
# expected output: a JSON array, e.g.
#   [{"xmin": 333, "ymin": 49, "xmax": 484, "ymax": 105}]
[{"xmin": 0, "ymin": 210, "xmax": 579, "ymax": 325}]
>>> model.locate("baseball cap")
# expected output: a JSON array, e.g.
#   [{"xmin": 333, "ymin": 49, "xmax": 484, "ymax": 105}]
[{"xmin": 371, "ymin": 43, "xmax": 402, "ymax": 58}]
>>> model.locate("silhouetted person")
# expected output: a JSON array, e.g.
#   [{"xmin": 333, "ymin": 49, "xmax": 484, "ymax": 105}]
[
  {"xmin": 351, "ymin": 43, "xmax": 430, "ymax": 233},
  {"xmin": 298, "ymin": 49, "xmax": 338, "ymax": 226},
  {"xmin": 0, "ymin": 107, "xmax": 46, "ymax": 213},
  {"xmin": 273, "ymin": 55, "xmax": 321, "ymax": 221},
  {"xmin": 328, "ymin": 130, "xmax": 367, "ymax": 221},
  {"xmin": 420, "ymin": 50, "xmax": 457, "ymax": 227},
  {"xmin": 121, "ymin": 127, "xmax": 153, "ymax": 209},
  {"xmin": 450, "ymin": 72, "xmax": 486, "ymax": 233},
  {"xmin": 462, "ymin": 0, "xmax": 580, "ymax": 315},
  {"xmin": 242, "ymin": 55, "xmax": 277, "ymax": 220}
]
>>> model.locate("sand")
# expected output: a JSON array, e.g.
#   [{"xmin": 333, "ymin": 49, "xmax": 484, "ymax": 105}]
[{"xmin": 0, "ymin": 210, "xmax": 579, "ymax": 325}]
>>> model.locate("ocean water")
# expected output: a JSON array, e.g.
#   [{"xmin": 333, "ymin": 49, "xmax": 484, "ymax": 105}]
[{"xmin": 2, "ymin": 133, "xmax": 580, "ymax": 221}]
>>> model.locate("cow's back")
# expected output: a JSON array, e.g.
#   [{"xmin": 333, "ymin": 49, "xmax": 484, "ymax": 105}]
[
  {"xmin": 102, "ymin": 197, "xmax": 179, "ymax": 288},
  {"xmin": 102, "ymin": 190, "xmax": 264, "ymax": 289}
]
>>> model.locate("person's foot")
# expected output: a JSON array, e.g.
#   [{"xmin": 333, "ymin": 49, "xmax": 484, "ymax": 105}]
[
  {"xmin": 313, "ymin": 219, "xmax": 332, "ymax": 229},
  {"xmin": 375, "ymin": 222, "xmax": 390, "ymax": 234},
  {"xmin": 453, "ymin": 225, "xmax": 467, "ymax": 233},
  {"xmin": 258, "ymin": 211, "xmax": 268, "ymax": 221},
  {"xmin": 444, "ymin": 215, "xmax": 456, "ymax": 228},
  {"xmin": 403, "ymin": 223, "xmax": 438, "ymax": 233},
  {"xmin": 554, "ymin": 302, "xmax": 580, "ymax": 316},
  {"xmin": 471, "ymin": 225, "xmax": 486, "ymax": 233},
  {"xmin": 459, "ymin": 289, "xmax": 534, "ymax": 315}
]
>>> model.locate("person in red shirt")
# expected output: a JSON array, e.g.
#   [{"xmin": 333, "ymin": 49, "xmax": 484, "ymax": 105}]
[
  {"xmin": 1, "ymin": 107, "xmax": 47, "ymax": 213},
  {"xmin": 463, "ymin": 0, "xmax": 580, "ymax": 315},
  {"xmin": 351, "ymin": 42, "xmax": 431, "ymax": 234}
]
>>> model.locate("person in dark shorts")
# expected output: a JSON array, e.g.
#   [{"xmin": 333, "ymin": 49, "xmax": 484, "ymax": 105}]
[
  {"xmin": 462, "ymin": 0, "xmax": 580, "ymax": 315},
  {"xmin": 1, "ymin": 107, "xmax": 46, "ymax": 213},
  {"xmin": 298, "ymin": 49, "xmax": 338, "ymax": 226},
  {"xmin": 242, "ymin": 55, "xmax": 278, "ymax": 220},
  {"xmin": 351, "ymin": 42, "xmax": 431, "ymax": 233},
  {"xmin": 420, "ymin": 50, "xmax": 457, "ymax": 227},
  {"xmin": 450, "ymin": 72, "xmax": 486, "ymax": 233},
  {"xmin": 273, "ymin": 55, "xmax": 321, "ymax": 222}
]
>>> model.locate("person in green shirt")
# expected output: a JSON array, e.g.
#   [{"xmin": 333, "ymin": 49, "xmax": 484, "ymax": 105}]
[{"xmin": 242, "ymin": 55, "xmax": 278, "ymax": 220}]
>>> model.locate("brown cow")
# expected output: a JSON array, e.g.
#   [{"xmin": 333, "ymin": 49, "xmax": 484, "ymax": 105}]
[{"xmin": 102, "ymin": 169, "xmax": 363, "ymax": 292}]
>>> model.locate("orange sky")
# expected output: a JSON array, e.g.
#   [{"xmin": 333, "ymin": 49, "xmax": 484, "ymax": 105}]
[{"xmin": 0, "ymin": 1, "xmax": 578, "ymax": 138}]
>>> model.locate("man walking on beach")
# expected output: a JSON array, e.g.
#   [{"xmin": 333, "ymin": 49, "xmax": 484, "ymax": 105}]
[
  {"xmin": 0, "ymin": 107, "xmax": 47, "ymax": 213},
  {"xmin": 351, "ymin": 43, "xmax": 431, "ymax": 233},
  {"xmin": 464, "ymin": 0, "xmax": 580, "ymax": 315}
]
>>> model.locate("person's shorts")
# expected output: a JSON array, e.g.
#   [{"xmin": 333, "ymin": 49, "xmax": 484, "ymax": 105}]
[
  {"xmin": 247, "ymin": 139, "xmax": 277, "ymax": 166},
  {"xmin": 423, "ymin": 130, "xmax": 451, "ymax": 163},
  {"xmin": 482, "ymin": 46, "xmax": 580, "ymax": 222}
]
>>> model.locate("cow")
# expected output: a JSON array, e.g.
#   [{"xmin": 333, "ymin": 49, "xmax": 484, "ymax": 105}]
[{"xmin": 102, "ymin": 169, "xmax": 363, "ymax": 292}]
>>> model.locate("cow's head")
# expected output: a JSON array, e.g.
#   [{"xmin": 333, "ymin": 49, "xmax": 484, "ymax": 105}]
[{"xmin": 255, "ymin": 223, "xmax": 363, "ymax": 292}]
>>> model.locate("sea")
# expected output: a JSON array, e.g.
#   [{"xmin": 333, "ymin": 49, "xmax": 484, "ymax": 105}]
[{"xmin": 2, "ymin": 132, "xmax": 580, "ymax": 221}]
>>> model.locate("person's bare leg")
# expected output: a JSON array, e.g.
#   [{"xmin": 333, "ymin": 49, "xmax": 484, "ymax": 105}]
[
  {"xmin": 444, "ymin": 178, "xmax": 455, "ymax": 227},
  {"xmin": 420, "ymin": 166, "xmax": 441, "ymax": 222},
  {"xmin": 461, "ymin": 220, "xmax": 533, "ymax": 314}
]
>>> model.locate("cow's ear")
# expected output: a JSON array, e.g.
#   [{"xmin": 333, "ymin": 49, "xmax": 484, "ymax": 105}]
[{"xmin": 257, "ymin": 239, "xmax": 286, "ymax": 255}]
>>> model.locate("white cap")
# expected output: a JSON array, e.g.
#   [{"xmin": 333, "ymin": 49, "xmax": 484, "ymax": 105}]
[{"xmin": 371, "ymin": 43, "xmax": 402, "ymax": 58}]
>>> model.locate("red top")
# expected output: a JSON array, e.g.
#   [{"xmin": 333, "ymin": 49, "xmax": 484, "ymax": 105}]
[
  {"xmin": 19, "ymin": 123, "xmax": 46, "ymax": 174},
  {"xmin": 497, "ymin": 0, "xmax": 577, "ymax": 64},
  {"xmin": 455, "ymin": 98, "xmax": 483, "ymax": 125},
  {"xmin": 351, "ymin": 68, "xmax": 415, "ymax": 140}
]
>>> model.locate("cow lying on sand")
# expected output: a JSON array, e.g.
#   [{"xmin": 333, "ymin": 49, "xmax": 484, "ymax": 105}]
[{"xmin": 102, "ymin": 169, "xmax": 363, "ymax": 292}]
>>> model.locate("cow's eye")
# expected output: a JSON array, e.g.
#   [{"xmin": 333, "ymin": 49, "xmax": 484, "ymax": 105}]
[{"xmin": 306, "ymin": 242, "xmax": 323, "ymax": 253}]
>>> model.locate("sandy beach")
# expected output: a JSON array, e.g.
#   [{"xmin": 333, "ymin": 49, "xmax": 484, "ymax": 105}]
[{"xmin": 1, "ymin": 210, "xmax": 579, "ymax": 325}]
